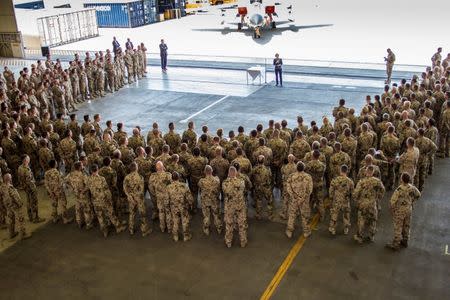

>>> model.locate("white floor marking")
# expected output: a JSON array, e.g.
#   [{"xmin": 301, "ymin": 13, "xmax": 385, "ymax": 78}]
[{"xmin": 179, "ymin": 95, "xmax": 230, "ymax": 123}]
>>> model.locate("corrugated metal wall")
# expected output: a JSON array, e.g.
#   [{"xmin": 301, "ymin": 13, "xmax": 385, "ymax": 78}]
[{"xmin": 37, "ymin": 9, "xmax": 99, "ymax": 47}]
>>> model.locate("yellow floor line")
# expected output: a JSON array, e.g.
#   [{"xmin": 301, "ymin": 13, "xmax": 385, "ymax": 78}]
[{"xmin": 260, "ymin": 213, "xmax": 321, "ymax": 300}]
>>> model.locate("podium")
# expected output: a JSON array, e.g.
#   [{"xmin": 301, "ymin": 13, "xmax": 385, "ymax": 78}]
[{"xmin": 246, "ymin": 66, "xmax": 265, "ymax": 85}]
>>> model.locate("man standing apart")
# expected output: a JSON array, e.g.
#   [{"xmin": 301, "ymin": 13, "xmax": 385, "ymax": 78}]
[
  {"xmin": 160, "ymin": 39, "xmax": 168, "ymax": 72},
  {"xmin": 384, "ymin": 48, "xmax": 396, "ymax": 84},
  {"xmin": 273, "ymin": 53, "xmax": 283, "ymax": 87}
]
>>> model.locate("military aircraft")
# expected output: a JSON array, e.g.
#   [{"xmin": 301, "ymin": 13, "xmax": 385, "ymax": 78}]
[{"xmin": 220, "ymin": 0, "xmax": 295, "ymax": 38}]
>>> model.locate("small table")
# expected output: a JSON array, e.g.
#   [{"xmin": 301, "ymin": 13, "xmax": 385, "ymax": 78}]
[{"xmin": 246, "ymin": 66, "xmax": 265, "ymax": 85}]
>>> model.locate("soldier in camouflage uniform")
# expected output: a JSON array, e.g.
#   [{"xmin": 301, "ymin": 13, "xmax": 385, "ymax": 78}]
[
  {"xmin": 187, "ymin": 147, "xmax": 208, "ymax": 210},
  {"xmin": 380, "ymin": 126, "xmax": 400, "ymax": 189},
  {"xmin": 415, "ymin": 128, "xmax": 437, "ymax": 191},
  {"xmin": 128, "ymin": 128, "xmax": 145, "ymax": 153},
  {"xmin": 286, "ymin": 162, "xmax": 313, "ymax": 238},
  {"xmin": 268, "ymin": 129, "xmax": 288, "ymax": 188},
  {"xmin": 386, "ymin": 173, "xmax": 421, "ymax": 250},
  {"xmin": 198, "ymin": 165, "xmax": 223, "ymax": 235},
  {"xmin": 329, "ymin": 142, "xmax": 351, "ymax": 181},
  {"xmin": 45, "ymin": 160, "xmax": 73, "ymax": 224},
  {"xmin": 1, "ymin": 174, "xmax": 31, "ymax": 240},
  {"xmin": 164, "ymin": 122, "xmax": 181, "ymax": 153},
  {"xmin": 251, "ymin": 155, "xmax": 273, "ymax": 220},
  {"xmin": 328, "ymin": 165, "xmax": 354, "ymax": 235},
  {"xmin": 438, "ymin": 101, "xmax": 450, "ymax": 157},
  {"xmin": 59, "ymin": 129, "xmax": 78, "ymax": 173},
  {"xmin": 181, "ymin": 121, "xmax": 197, "ymax": 151},
  {"xmin": 305, "ymin": 150, "xmax": 326, "ymax": 221},
  {"xmin": 168, "ymin": 172, "xmax": 193, "ymax": 242},
  {"xmin": 397, "ymin": 137, "xmax": 420, "ymax": 185},
  {"xmin": 222, "ymin": 166, "xmax": 247, "ymax": 248},
  {"xmin": 425, "ymin": 119, "xmax": 439, "ymax": 175},
  {"xmin": 123, "ymin": 163, "xmax": 151, "ymax": 236},
  {"xmin": 149, "ymin": 161, "xmax": 173, "ymax": 233},
  {"xmin": 210, "ymin": 147, "xmax": 230, "ymax": 184},
  {"xmin": 279, "ymin": 154, "xmax": 297, "ymax": 219},
  {"xmin": 352, "ymin": 166, "xmax": 385, "ymax": 243},
  {"xmin": 17, "ymin": 155, "xmax": 44, "ymax": 223},
  {"xmin": 105, "ymin": 57, "xmax": 116, "ymax": 93},
  {"xmin": 65, "ymin": 162, "xmax": 94, "ymax": 229},
  {"xmin": 88, "ymin": 164, "xmax": 126, "ymax": 237}
]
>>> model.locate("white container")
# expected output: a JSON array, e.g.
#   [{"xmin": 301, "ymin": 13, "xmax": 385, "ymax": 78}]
[{"xmin": 37, "ymin": 8, "xmax": 99, "ymax": 47}]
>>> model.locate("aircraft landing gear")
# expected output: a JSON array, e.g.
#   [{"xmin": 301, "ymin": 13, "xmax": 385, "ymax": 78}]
[
  {"xmin": 238, "ymin": 23, "xmax": 242, "ymax": 31},
  {"xmin": 271, "ymin": 21, "xmax": 276, "ymax": 29}
]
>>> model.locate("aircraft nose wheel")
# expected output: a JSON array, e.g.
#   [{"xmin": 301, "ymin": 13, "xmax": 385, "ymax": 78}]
[
  {"xmin": 271, "ymin": 21, "xmax": 276, "ymax": 29},
  {"xmin": 238, "ymin": 23, "xmax": 242, "ymax": 31}
]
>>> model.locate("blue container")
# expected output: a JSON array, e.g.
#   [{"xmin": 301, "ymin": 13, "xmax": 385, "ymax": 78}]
[
  {"xmin": 84, "ymin": 0, "xmax": 156, "ymax": 28},
  {"xmin": 14, "ymin": 0, "xmax": 44, "ymax": 9},
  {"xmin": 143, "ymin": 0, "xmax": 158, "ymax": 24},
  {"xmin": 157, "ymin": 0, "xmax": 185, "ymax": 15}
]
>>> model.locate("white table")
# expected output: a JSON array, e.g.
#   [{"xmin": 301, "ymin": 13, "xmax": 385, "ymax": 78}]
[{"xmin": 246, "ymin": 66, "xmax": 265, "ymax": 85}]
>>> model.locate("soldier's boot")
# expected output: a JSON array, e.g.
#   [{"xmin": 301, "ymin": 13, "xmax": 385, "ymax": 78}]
[
  {"xmin": 303, "ymin": 231, "xmax": 311, "ymax": 238},
  {"xmin": 9, "ymin": 230, "xmax": 18, "ymax": 240},
  {"xmin": 19, "ymin": 231, "xmax": 32, "ymax": 240},
  {"xmin": 63, "ymin": 217, "xmax": 74, "ymax": 225},
  {"xmin": 328, "ymin": 227, "xmax": 336, "ymax": 235},
  {"xmin": 33, "ymin": 217, "xmax": 46, "ymax": 224},
  {"xmin": 102, "ymin": 228, "xmax": 109, "ymax": 238},
  {"xmin": 129, "ymin": 228, "xmax": 135, "ymax": 235},
  {"xmin": 203, "ymin": 227, "xmax": 210, "ymax": 236},
  {"xmin": 353, "ymin": 234, "xmax": 363, "ymax": 244},
  {"xmin": 285, "ymin": 229, "xmax": 293, "ymax": 239},
  {"xmin": 343, "ymin": 227, "xmax": 349, "ymax": 235},
  {"xmin": 400, "ymin": 239, "xmax": 408, "ymax": 248},
  {"xmin": 217, "ymin": 227, "xmax": 222, "ymax": 235},
  {"xmin": 240, "ymin": 240, "xmax": 247, "ymax": 248},
  {"xmin": 173, "ymin": 234, "xmax": 179, "ymax": 242},
  {"xmin": 279, "ymin": 212, "xmax": 287, "ymax": 220},
  {"xmin": 86, "ymin": 224, "xmax": 93, "ymax": 230},
  {"xmin": 141, "ymin": 224, "xmax": 152, "ymax": 237},
  {"xmin": 365, "ymin": 235, "xmax": 375, "ymax": 243},
  {"xmin": 116, "ymin": 224, "xmax": 126, "ymax": 234},
  {"xmin": 183, "ymin": 233, "xmax": 192, "ymax": 242},
  {"xmin": 385, "ymin": 242, "xmax": 400, "ymax": 251},
  {"xmin": 225, "ymin": 241, "xmax": 232, "ymax": 248}
]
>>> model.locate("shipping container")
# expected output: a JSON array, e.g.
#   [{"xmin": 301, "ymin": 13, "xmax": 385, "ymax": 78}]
[
  {"xmin": 84, "ymin": 0, "xmax": 158, "ymax": 28},
  {"xmin": 14, "ymin": 0, "xmax": 45, "ymax": 9},
  {"xmin": 158, "ymin": 0, "xmax": 185, "ymax": 16},
  {"xmin": 36, "ymin": 9, "xmax": 99, "ymax": 47}
]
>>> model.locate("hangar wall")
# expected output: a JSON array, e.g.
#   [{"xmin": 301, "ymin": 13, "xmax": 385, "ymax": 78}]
[{"xmin": 0, "ymin": 0, "xmax": 25, "ymax": 57}]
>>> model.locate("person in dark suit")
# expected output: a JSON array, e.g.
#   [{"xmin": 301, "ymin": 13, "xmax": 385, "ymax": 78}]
[
  {"xmin": 112, "ymin": 37, "xmax": 120, "ymax": 55},
  {"xmin": 160, "ymin": 39, "xmax": 168, "ymax": 72},
  {"xmin": 273, "ymin": 53, "xmax": 283, "ymax": 87}
]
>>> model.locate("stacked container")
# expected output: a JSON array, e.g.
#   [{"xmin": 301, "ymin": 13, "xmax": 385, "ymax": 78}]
[{"xmin": 84, "ymin": 0, "xmax": 158, "ymax": 28}]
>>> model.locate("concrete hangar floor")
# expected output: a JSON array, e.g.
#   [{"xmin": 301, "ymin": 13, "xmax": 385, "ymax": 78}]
[{"xmin": 0, "ymin": 59, "xmax": 449, "ymax": 299}]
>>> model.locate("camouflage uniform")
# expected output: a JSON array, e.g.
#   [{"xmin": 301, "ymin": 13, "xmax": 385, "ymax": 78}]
[
  {"xmin": 286, "ymin": 171, "xmax": 313, "ymax": 237},
  {"xmin": 59, "ymin": 137, "xmax": 78, "ymax": 173},
  {"xmin": 210, "ymin": 156, "xmax": 230, "ymax": 183},
  {"xmin": 415, "ymin": 136, "xmax": 437, "ymax": 190},
  {"xmin": 110, "ymin": 158, "xmax": 127, "ymax": 213},
  {"xmin": 268, "ymin": 138, "xmax": 288, "ymax": 188},
  {"xmin": 329, "ymin": 151, "xmax": 351, "ymax": 180},
  {"xmin": 250, "ymin": 164, "xmax": 273, "ymax": 219},
  {"xmin": 123, "ymin": 171, "xmax": 150, "ymax": 235},
  {"xmin": 398, "ymin": 147, "xmax": 420, "ymax": 184},
  {"xmin": 1, "ymin": 182, "xmax": 26, "ymax": 238},
  {"xmin": 187, "ymin": 155, "xmax": 208, "ymax": 205},
  {"xmin": 181, "ymin": 129, "xmax": 197, "ymax": 151},
  {"xmin": 164, "ymin": 131, "xmax": 182, "ymax": 153},
  {"xmin": 45, "ymin": 168, "xmax": 70, "ymax": 223},
  {"xmin": 439, "ymin": 108, "xmax": 450, "ymax": 157},
  {"xmin": 328, "ymin": 175, "xmax": 354, "ymax": 234},
  {"xmin": 305, "ymin": 159, "xmax": 326, "ymax": 220},
  {"xmin": 389, "ymin": 183, "xmax": 421, "ymax": 247},
  {"xmin": 353, "ymin": 176, "xmax": 385, "ymax": 242},
  {"xmin": 149, "ymin": 171, "xmax": 172, "ymax": 232},
  {"xmin": 168, "ymin": 181, "xmax": 193, "ymax": 241},
  {"xmin": 380, "ymin": 134, "xmax": 400, "ymax": 189},
  {"xmin": 17, "ymin": 165, "xmax": 39, "ymax": 221},
  {"xmin": 222, "ymin": 176, "xmax": 247, "ymax": 247},
  {"xmin": 198, "ymin": 174, "xmax": 223, "ymax": 234},
  {"xmin": 66, "ymin": 170, "xmax": 94, "ymax": 228},
  {"xmin": 87, "ymin": 174, "xmax": 123, "ymax": 235},
  {"xmin": 279, "ymin": 162, "xmax": 297, "ymax": 219},
  {"xmin": 424, "ymin": 125, "xmax": 438, "ymax": 174}
]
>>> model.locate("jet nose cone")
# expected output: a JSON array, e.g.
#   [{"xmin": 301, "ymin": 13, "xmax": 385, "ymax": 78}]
[{"xmin": 250, "ymin": 14, "xmax": 264, "ymax": 27}]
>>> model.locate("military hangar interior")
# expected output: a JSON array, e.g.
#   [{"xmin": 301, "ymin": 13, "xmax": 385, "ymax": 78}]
[{"xmin": 0, "ymin": 0, "xmax": 449, "ymax": 299}]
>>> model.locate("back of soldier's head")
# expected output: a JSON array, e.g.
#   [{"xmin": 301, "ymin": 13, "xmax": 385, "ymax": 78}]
[
  {"xmin": 296, "ymin": 161, "xmax": 305, "ymax": 172},
  {"xmin": 193, "ymin": 147, "xmax": 201, "ymax": 157},
  {"xmin": 103, "ymin": 157, "xmax": 111, "ymax": 166},
  {"xmin": 257, "ymin": 155, "xmax": 265, "ymax": 165},
  {"xmin": 91, "ymin": 164, "xmax": 98, "ymax": 173},
  {"xmin": 312, "ymin": 150, "xmax": 320, "ymax": 159},
  {"xmin": 236, "ymin": 147, "xmax": 243, "ymax": 156},
  {"xmin": 74, "ymin": 161, "xmax": 82, "ymax": 171},
  {"xmin": 340, "ymin": 164, "xmax": 348, "ymax": 174},
  {"xmin": 259, "ymin": 137, "xmax": 265, "ymax": 146},
  {"xmin": 401, "ymin": 172, "xmax": 411, "ymax": 184}
]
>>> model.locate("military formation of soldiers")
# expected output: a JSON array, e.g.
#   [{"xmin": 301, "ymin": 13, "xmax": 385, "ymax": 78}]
[{"xmin": 0, "ymin": 48, "xmax": 449, "ymax": 250}]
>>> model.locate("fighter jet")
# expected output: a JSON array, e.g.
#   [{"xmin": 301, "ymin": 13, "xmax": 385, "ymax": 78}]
[{"xmin": 221, "ymin": 0, "xmax": 294, "ymax": 38}]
